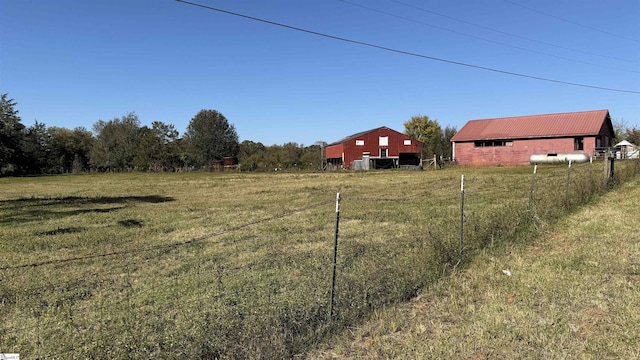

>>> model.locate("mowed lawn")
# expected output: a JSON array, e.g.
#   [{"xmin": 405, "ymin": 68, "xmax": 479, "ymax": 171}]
[
  {"xmin": 0, "ymin": 163, "xmax": 637, "ymax": 358},
  {"xmin": 308, "ymin": 175, "xmax": 640, "ymax": 359}
]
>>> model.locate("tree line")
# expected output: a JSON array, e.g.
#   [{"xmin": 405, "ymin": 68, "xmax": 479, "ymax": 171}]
[
  {"xmin": 0, "ymin": 94, "xmax": 324, "ymax": 176},
  {"xmin": 5, "ymin": 93, "xmax": 633, "ymax": 176}
]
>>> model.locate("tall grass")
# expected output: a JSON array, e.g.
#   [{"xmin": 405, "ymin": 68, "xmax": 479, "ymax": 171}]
[
  {"xmin": 0, "ymin": 160, "xmax": 637, "ymax": 358},
  {"xmin": 308, "ymin": 163, "xmax": 640, "ymax": 359}
]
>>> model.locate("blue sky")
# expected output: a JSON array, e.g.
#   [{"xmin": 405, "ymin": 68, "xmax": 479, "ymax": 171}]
[{"xmin": 1, "ymin": 0, "xmax": 639, "ymax": 146}]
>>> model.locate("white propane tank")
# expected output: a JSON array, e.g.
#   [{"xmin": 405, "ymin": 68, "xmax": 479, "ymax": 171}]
[{"xmin": 529, "ymin": 153, "xmax": 590, "ymax": 164}]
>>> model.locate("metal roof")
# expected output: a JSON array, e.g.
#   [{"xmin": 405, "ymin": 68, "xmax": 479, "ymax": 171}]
[
  {"xmin": 451, "ymin": 109, "xmax": 611, "ymax": 142},
  {"xmin": 328, "ymin": 126, "xmax": 386, "ymax": 146},
  {"xmin": 327, "ymin": 126, "xmax": 414, "ymax": 146}
]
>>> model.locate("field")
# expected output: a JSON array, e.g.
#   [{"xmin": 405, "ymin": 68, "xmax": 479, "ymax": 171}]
[
  {"xmin": 1, "ymin": 161, "xmax": 638, "ymax": 358},
  {"xmin": 308, "ymin": 172, "xmax": 640, "ymax": 359}
]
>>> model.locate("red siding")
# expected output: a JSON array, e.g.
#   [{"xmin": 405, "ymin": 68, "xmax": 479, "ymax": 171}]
[
  {"xmin": 325, "ymin": 127, "xmax": 422, "ymax": 169},
  {"xmin": 452, "ymin": 109, "xmax": 614, "ymax": 166},
  {"xmin": 454, "ymin": 137, "xmax": 596, "ymax": 166},
  {"xmin": 325, "ymin": 143, "xmax": 344, "ymax": 160}
]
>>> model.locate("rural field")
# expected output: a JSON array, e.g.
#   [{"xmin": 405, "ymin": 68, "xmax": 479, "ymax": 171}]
[
  {"xmin": 308, "ymin": 170, "xmax": 640, "ymax": 359},
  {"xmin": 1, "ymin": 160, "xmax": 638, "ymax": 359}
]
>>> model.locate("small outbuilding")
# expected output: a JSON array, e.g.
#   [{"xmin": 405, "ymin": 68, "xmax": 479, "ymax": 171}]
[
  {"xmin": 451, "ymin": 109, "xmax": 615, "ymax": 166},
  {"xmin": 615, "ymin": 140, "xmax": 639, "ymax": 159},
  {"xmin": 324, "ymin": 126, "xmax": 423, "ymax": 170}
]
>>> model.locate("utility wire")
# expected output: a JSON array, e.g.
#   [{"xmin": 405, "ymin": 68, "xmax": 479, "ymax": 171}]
[
  {"xmin": 391, "ymin": 0, "xmax": 639, "ymax": 64},
  {"xmin": 502, "ymin": 0, "xmax": 640, "ymax": 44},
  {"xmin": 175, "ymin": 0, "xmax": 640, "ymax": 94},
  {"xmin": 340, "ymin": 0, "xmax": 639, "ymax": 74}
]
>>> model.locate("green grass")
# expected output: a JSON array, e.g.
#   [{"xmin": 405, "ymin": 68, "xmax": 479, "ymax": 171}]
[
  {"xmin": 307, "ymin": 171, "xmax": 640, "ymax": 359},
  {"xmin": 0, "ymin": 161, "xmax": 638, "ymax": 358}
]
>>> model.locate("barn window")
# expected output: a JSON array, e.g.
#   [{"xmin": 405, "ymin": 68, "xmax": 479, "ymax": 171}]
[
  {"xmin": 380, "ymin": 149, "xmax": 388, "ymax": 157},
  {"xmin": 379, "ymin": 136, "xmax": 388, "ymax": 146},
  {"xmin": 404, "ymin": 139, "xmax": 411, "ymax": 145},
  {"xmin": 474, "ymin": 140, "xmax": 511, "ymax": 147},
  {"xmin": 355, "ymin": 139, "xmax": 364, "ymax": 146},
  {"xmin": 574, "ymin": 137, "xmax": 584, "ymax": 151}
]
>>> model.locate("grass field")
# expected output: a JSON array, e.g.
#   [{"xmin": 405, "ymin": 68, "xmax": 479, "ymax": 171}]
[
  {"xmin": 1, "ymin": 161, "xmax": 638, "ymax": 358},
  {"xmin": 307, "ymin": 172, "xmax": 640, "ymax": 359}
]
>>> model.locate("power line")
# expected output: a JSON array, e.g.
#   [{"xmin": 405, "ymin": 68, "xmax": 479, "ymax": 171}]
[
  {"xmin": 502, "ymin": 0, "xmax": 640, "ymax": 44},
  {"xmin": 391, "ymin": 0, "xmax": 639, "ymax": 64},
  {"xmin": 174, "ymin": 0, "xmax": 640, "ymax": 94},
  {"xmin": 339, "ymin": 0, "xmax": 639, "ymax": 74}
]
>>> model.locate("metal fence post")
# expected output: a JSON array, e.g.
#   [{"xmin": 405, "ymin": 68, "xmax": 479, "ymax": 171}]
[
  {"xmin": 459, "ymin": 175, "xmax": 464, "ymax": 262},
  {"xmin": 528, "ymin": 164, "xmax": 537, "ymax": 212},
  {"xmin": 328, "ymin": 192, "xmax": 341, "ymax": 321},
  {"xmin": 589, "ymin": 156, "xmax": 593, "ymax": 189},
  {"xmin": 564, "ymin": 160, "xmax": 572, "ymax": 206}
]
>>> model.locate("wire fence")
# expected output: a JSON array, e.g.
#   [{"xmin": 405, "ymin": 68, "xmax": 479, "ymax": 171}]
[{"xmin": 1, "ymin": 160, "xmax": 638, "ymax": 359}]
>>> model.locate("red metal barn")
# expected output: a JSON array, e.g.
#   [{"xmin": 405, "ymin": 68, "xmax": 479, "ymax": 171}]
[
  {"xmin": 325, "ymin": 126, "xmax": 423, "ymax": 169},
  {"xmin": 450, "ymin": 110, "xmax": 615, "ymax": 166}
]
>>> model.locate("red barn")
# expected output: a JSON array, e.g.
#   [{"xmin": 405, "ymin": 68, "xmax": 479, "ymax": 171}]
[
  {"xmin": 325, "ymin": 126, "xmax": 423, "ymax": 169},
  {"xmin": 451, "ymin": 110, "xmax": 615, "ymax": 166}
]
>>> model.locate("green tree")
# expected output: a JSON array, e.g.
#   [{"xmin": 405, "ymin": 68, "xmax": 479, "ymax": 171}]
[
  {"xmin": 612, "ymin": 118, "xmax": 627, "ymax": 144},
  {"xmin": 183, "ymin": 109, "xmax": 239, "ymax": 168},
  {"xmin": 22, "ymin": 121, "xmax": 52, "ymax": 174},
  {"xmin": 441, "ymin": 125, "xmax": 457, "ymax": 159},
  {"xmin": 300, "ymin": 143, "xmax": 323, "ymax": 170},
  {"xmin": 404, "ymin": 115, "xmax": 443, "ymax": 158},
  {"xmin": 132, "ymin": 122, "xmax": 182, "ymax": 171},
  {"xmin": 90, "ymin": 112, "xmax": 141, "ymax": 171},
  {"xmin": 0, "ymin": 93, "xmax": 25, "ymax": 175},
  {"xmin": 624, "ymin": 126, "xmax": 640, "ymax": 146},
  {"xmin": 239, "ymin": 141, "xmax": 324, "ymax": 171},
  {"xmin": 281, "ymin": 142, "xmax": 304, "ymax": 169},
  {"xmin": 612, "ymin": 118, "xmax": 640, "ymax": 147},
  {"xmin": 239, "ymin": 140, "xmax": 266, "ymax": 171},
  {"xmin": 133, "ymin": 126, "xmax": 160, "ymax": 171},
  {"xmin": 151, "ymin": 121, "xmax": 183, "ymax": 171},
  {"xmin": 49, "ymin": 127, "xmax": 94, "ymax": 173},
  {"xmin": 265, "ymin": 144, "xmax": 284, "ymax": 170},
  {"xmin": 164, "ymin": 137, "xmax": 186, "ymax": 171}
]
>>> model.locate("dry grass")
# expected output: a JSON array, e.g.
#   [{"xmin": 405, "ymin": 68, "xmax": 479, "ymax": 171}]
[
  {"xmin": 307, "ymin": 175, "xmax": 640, "ymax": 359},
  {"xmin": 0, "ymin": 161, "xmax": 637, "ymax": 358}
]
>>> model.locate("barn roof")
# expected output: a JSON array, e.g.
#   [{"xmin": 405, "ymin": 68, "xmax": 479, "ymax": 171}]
[
  {"xmin": 328, "ymin": 126, "xmax": 387, "ymax": 146},
  {"xmin": 451, "ymin": 109, "xmax": 612, "ymax": 142},
  {"xmin": 327, "ymin": 126, "xmax": 420, "ymax": 146}
]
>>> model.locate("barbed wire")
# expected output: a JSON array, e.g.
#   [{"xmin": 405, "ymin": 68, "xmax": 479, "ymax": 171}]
[
  {"xmin": 1, "ymin": 168, "xmax": 624, "ymax": 357},
  {"xmin": 341, "ymin": 196, "xmax": 425, "ymax": 202}
]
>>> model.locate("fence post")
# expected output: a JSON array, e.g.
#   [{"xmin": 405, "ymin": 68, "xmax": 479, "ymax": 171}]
[
  {"xmin": 459, "ymin": 175, "xmax": 465, "ymax": 263},
  {"xmin": 564, "ymin": 160, "xmax": 572, "ymax": 206},
  {"xmin": 604, "ymin": 150, "xmax": 615, "ymax": 181},
  {"xmin": 589, "ymin": 156, "xmax": 594, "ymax": 192},
  {"xmin": 37, "ymin": 309, "xmax": 41, "ymax": 358},
  {"xmin": 197, "ymin": 262, "xmax": 202, "ymax": 310},
  {"xmin": 607, "ymin": 152, "xmax": 616, "ymax": 180},
  {"xmin": 328, "ymin": 192, "xmax": 341, "ymax": 321},
  {"xmin": 528, "ymin": 164, "xmax": 537, "ymax": 212}
]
